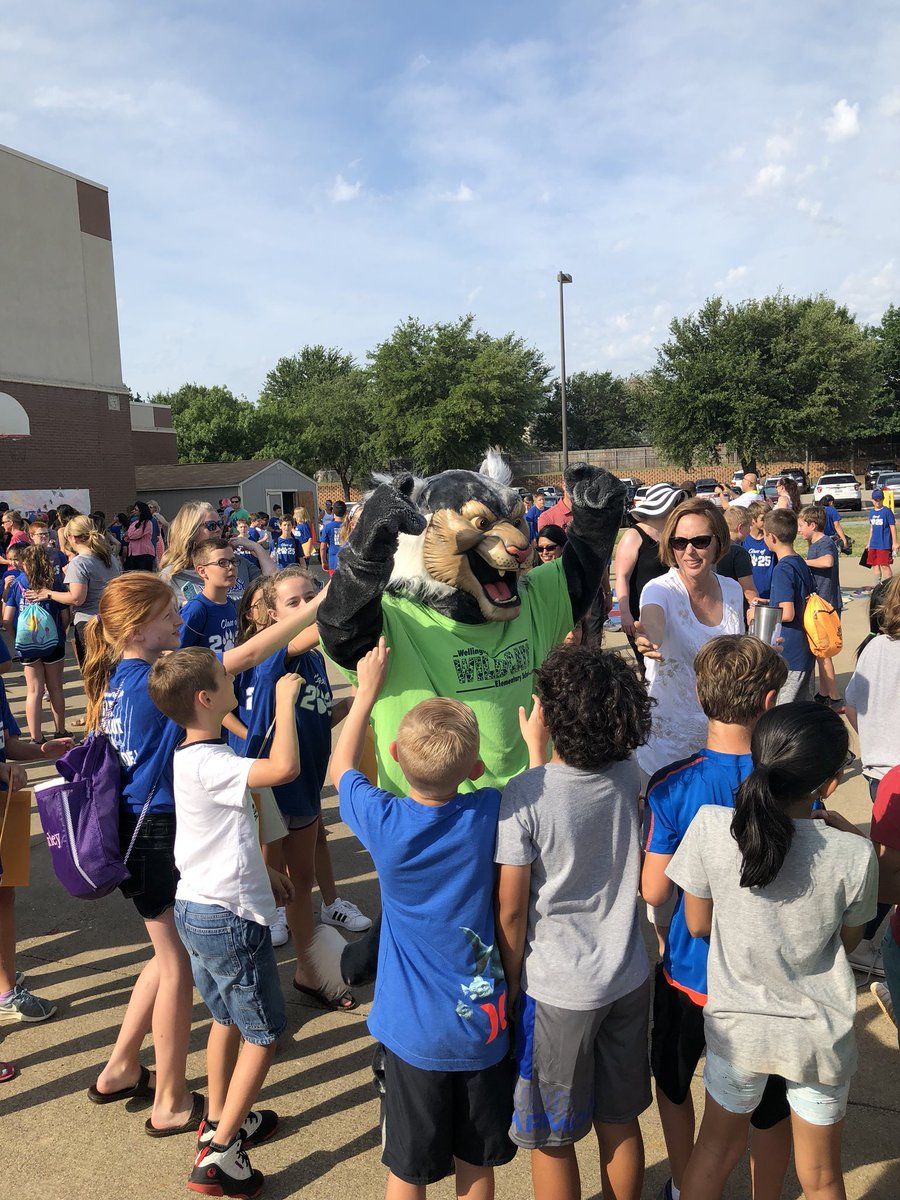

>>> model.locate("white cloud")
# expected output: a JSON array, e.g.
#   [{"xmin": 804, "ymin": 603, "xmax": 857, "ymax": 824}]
[
  {"xmin": 797, "ymin": 197, "xmax": 821, "ymax": 218},
  {"xmin": 838, "ymin": 260, "xmax": 898, "ymax": 323},
  {"xmin": 765, "ymin": 133, "xmax": 794, "ymax": 159},
  {"xmin": 753, "ymin": 163, "xmax": 786, "ymax": 191},
  {"xmin": 725, "ymin": 265, "xmax": 748, "ymax": 283},
  {"xmin": 330, "ymin": 174, "xmax": 362, "ymax": 203},
  {"xmin": 878, "ymin": 88, "xmax": 900, "ymax": 117},
  {"xmin": 823, "ymin": 98, "xmax": 860, "ymax": 142},
  {"xmin": 439, "ymin": 182, "xmax": 475, "ymax": 203},
  {"xmin": 33, "ymin": 84, "xmax": 139, "ymax": 116}
]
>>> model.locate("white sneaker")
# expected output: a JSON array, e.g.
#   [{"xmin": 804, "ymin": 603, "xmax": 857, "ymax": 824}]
[
  {"xmin": 321, "ymin": 897, "xmax": 372, "ymax": 932},
  {"xmin": 270, "ymin": 908, "xmax": 290, "ymax": 948},
  {"xmin": 871, "ymin": 981, "xmax": 896, "ymax": 1026},
  {"xmin": 847, "ymin": 939, "xmax": 885, "ymax": 979}
]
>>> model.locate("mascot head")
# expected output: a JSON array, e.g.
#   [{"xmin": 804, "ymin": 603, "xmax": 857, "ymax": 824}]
[{"xmin": 388, "ymin": 450, "xmax": 535, "ymax": 622}]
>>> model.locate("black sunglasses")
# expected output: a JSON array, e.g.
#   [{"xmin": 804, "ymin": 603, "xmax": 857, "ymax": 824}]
[
  {"xmin": 202, "ymin": 519, "xmax": 223, "ymax": 531},
  {"xmin": 670, "ymin": 534, "xmax": 717, "ymax": 551}
]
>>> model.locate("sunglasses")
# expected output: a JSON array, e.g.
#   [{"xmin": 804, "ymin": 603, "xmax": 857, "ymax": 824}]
[
  {"xmin": 538, "ymin": 543, "xmax": 560, "ymax": 553},
  {"xmin": 670, "ymin": 534, "xmax": 717, "ymax": 552},
  {"xmin": 203, "ymin": 557, "xmax": 237, "ymax": 571},
  {"xmin": 202, "ymin": 519, "xmax": 223, "ymax": 531}
]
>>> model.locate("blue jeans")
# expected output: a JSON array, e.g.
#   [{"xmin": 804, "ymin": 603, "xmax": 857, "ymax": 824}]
[{"xmin": 174, "ymin": 900, "xmax": 286, "ymax": 1045}]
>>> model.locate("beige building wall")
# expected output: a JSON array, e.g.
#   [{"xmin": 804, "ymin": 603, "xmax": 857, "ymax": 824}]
[{"xmin": 0, "ymin": 144, "xmax": 124, "ymax": 390}]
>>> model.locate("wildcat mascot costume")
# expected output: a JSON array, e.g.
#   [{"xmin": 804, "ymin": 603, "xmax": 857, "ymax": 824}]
[{"xmin": 318, "ymin": 453, "xmax": 625, "ymax": 984}]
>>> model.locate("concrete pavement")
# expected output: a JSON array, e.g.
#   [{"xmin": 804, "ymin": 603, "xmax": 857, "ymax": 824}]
[{"xmin": 2, "ymin": 555, "xmax": 899, "ymax": 1198}]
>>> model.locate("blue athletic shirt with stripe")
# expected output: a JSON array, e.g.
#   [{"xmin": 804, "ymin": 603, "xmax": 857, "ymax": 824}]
[
  {"xmin": 179, "ymin": 593, "xmax": 238, "ymax": 655},
  {"xmin": 100, "ymin": 659, "xmax": 182, "ymax": 814},
  {"xmin": 644, "ymin": 749, "xmax": 753, "ymax": 1003},
  {"xmin": 237, "ymin": 646, "xmax": 333, "ymax": 820}
]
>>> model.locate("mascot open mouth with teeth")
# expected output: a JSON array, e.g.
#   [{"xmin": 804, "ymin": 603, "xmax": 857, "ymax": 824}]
[{"xmin": 319, "ymin": 452, "xmax": 625, "ymax": 795}]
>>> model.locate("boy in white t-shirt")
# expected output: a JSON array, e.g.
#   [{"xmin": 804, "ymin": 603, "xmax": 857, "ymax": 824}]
[{"xmin": 149, "ymin": 647, "xmax": 302, "ymax": 1198}]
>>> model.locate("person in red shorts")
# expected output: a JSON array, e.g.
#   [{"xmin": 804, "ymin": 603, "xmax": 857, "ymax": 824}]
[
  {"xmin": 870, "ymin": 766, "xmax": 900, "ymax": 1042},
  {"xmin": 867, "ymin": 489, "xmax": 897, "ymax": 583}
]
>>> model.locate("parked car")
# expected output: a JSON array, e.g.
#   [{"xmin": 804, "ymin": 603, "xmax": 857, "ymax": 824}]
[
  {"xmin": 695, "ymin": 478, "xmax": 725, "ymax": 507},
  {"xmin": 730, "ymin": 469, "xmax": 745, "ymax": 489},
  {"xmin": 813, "ymin": 472, "xmax": 862, "ymax": 511},
  {"xmin": 780, "ymin": 467, "xmax": 809, "ymax": 492},
  {"xmin": 874, "ymin": 471, "xmax": 900, "ymax": 493},
  {"xmin": 536, "ymin": 485, "xmax": 561, "ymax": 502},
  {"xmin": 761, "ymin": 477, "xmax": 782, "ymax": 504},
  {"xmin": 865, "ymin": 461, "xmax": 897, "ymax": 489}
]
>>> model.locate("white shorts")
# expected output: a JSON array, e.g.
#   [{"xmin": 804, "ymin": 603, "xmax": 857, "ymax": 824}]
[{"xmin": 704, "ymin": 1050, "xmax": 849, "ymax": 1126}]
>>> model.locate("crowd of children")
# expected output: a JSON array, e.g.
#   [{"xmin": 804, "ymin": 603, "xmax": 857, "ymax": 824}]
[{"xmin": 0, "ymin": 486, "xmax": 897, "ymax": 1200}]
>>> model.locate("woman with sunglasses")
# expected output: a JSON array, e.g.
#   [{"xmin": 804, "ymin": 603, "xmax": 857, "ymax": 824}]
[
  {"xmin": 636, "ymin": 498, "xmax": 744, "ymax": 778},
  {"xmin": 535, "ymin": 524, "xmax": 567, "ymax": 563},
  {"xmin": 159, "ymin": 501, "xmax": 274, "ymax": 607}
]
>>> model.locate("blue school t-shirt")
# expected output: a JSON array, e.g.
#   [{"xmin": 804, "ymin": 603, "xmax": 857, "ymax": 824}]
[
  {"xmin": 4, "ymin": 579, "xmax": 65, "ymax": 652},
  {"xmin": 869, "ymin": 507, "xmax": 896, "ymax": 551},
  {"xmin": 808, "ymin": 535, "xmax": 842, "ymax": 613},
  {"xmin": 645, "ymin": 750, "xmax": 753, "ymax": 1004},
  {"xmin": 321, "ymin": 520, "xmax": 344, "ymax": 571},
  {"xmin": 247, "ymin": 526, "xmax": 265, "ymax": 543},
  {"xmin": 742, "ymin": 535, "xmax": 775, "ymax": 599},
  {"xmin": 179, "ymin": 593, "xmax": 238, "ymax": 654},
  {"xmin": 0, "ymin": 677, "xmax": 21, "ymax": 761},
  {"xmin": 272, "ymin": 536, "xmax": 304, "ymax": 569},
  {"xmin": 822, "ymin": 506, "xmax": 841, "ymax": 538},
  {"xmin": 770, "ymin": 555, "xmax": 814, "ymax": 672},
  {"xmin": 339, "ymin": 768, "xmax": 509, "ymax": 1070},
  {"xmin": 293, "ymin": 522, "xmax": 312, "ymax": 545},
  {"xmin": 240, "ymin": 647, "xmax": 332, "ymax": 820},
  {"xmin": 101, "ymin": 659, "xmax": 181, "ymax": 814},
  {"xmin": 524, "ymin": 505, "xmax": 541, "ymax": 542}
]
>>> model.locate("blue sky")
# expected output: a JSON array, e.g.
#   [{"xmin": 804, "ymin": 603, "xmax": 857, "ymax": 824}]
[{"xmin": 3, "ymin": 0, "xmax": 899, "ymax": 401}]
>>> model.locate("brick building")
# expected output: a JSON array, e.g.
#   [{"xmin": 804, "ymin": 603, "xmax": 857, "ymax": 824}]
[{"xmin": 0, "ymin": 143, "xmax": 176, "ymax": 514}]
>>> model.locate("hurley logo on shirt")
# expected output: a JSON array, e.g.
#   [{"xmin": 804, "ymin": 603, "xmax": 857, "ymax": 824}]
[{"xmin": 452, "ymin": 640, "xmax": 530, "ymax": 691}]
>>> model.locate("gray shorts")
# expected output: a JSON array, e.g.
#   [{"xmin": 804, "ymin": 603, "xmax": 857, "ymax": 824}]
[
  {"xmin": 510, "ymin": 976, "xmax": 652, "ymax": 1147},
  {"xmin": 777, "ymin": 667, "xmax": 815, "ymax": 705}
]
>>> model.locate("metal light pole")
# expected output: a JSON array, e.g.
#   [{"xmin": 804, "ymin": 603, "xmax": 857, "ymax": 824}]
[{"xmin": 557, "ymin": 272, "xmax": 572, "ymax": 469}]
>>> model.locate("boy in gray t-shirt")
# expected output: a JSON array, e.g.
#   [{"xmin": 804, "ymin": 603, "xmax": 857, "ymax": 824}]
[{"xmin": 495, "ymin": 644, "xmax": 652, "ymax": 1200}]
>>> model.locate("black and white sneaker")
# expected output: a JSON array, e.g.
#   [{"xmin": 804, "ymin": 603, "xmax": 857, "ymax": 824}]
[
  {"xmin": 197, "ymin": 1109, "xmax": 279, "ymax": 1152},
  {"xmin": 188, "ymin": 1136, "xmax": 263, "ymax": 1197},
  {"xmin": 321, "ymin": 897, "xmax": 372, "ymax": 932}
]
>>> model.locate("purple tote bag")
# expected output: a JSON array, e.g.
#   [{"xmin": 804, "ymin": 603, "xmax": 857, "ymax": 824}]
[{"xmin": 34, "ymin": 735, "xmax": 133, "ymax": 900}]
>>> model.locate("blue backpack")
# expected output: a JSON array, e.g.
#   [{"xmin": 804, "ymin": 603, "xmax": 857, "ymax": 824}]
[{"xmin": 15, "ymin": 601, "xmax": 57, "ymax": 654}]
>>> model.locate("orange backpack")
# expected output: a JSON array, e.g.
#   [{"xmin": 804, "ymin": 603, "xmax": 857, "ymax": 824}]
[{"xmin": 803, "ymin": 593, "xmax": 842, "ymax": 659}]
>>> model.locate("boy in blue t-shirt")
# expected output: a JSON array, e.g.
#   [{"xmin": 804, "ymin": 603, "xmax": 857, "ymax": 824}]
[
  {"xmin": 764, "ymin": 507, "xmax": 815, "ymax": 703},
  {"xmin": 641, "ymin": 634, "xmax": 789, "ymax": 1200},
  {"xmin": 271, "ymin": 517, "xmax": 306, "ymax": 569},
  {"xmin": 332, "ymin": 638, "xmax": 515, "ymax": 1194},
  {"xmin": 867, "ymin": 488, "xmax": 897, "ymax": 583},
  {"xmin": 741, "ymin": 500, "xmax": 775, "ymax": 599},
  {"xmin": 179, "ymin": 538, "xmax": 238, "ymax": 655},
  {"xmin": 798, "ymin": 505, "xmax": 845, "ymax": 712},
  {"xmin": 319, "ymin": 501, "xmax": 346, "ymax": 575}
]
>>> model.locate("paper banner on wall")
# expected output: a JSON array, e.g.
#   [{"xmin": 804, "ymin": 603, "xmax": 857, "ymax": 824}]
[{"xmin": 0, "ymin": 489, "xmax": 91, "ymax": 516}]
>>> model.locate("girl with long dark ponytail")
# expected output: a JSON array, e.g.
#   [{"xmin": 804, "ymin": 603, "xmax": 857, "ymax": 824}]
[
  {"xmin": 668, "ymin": 701, "xmax": 879, "ymax": 1200},
  {"xmin": 731, "ymin": 703, "xmax": 848, "ymax": 888}
]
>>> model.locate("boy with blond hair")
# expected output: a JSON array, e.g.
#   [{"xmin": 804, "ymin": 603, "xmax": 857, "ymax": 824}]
[
  {"xmin": 149, "ymin": 647, "xmax": 302, "ymax": 1197},
  {"xmin": 642, "ymin": 635, "xmax": 790, "ymax": 1200},
  {"xmin": 715, "ymin": 507, "xmax": 758, "ymax": 614},
  {"xmin": 331, "ymin": 638, "xmax": 515, "ymax": 1199}
]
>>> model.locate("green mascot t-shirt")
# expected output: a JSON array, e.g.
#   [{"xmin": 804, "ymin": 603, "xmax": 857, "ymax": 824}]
[{"xmin": 337, "ymin": 559, "xmax": 573, "ymax": 795}]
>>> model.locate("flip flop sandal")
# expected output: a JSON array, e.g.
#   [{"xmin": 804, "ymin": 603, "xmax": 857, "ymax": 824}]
[
  {"xmin": 144, "ymin": 1091, "xmax": 206, "ymax": 1137},
  {"xmin": 292, "ymin": 980, "xmax": 358, "ymax": 1012},
  {"xmin": 88, "ymin": 1063, "xmax": 155, "ymax": 1105},
  {"xmin": 1, "ymin": 1061, "xmax": 17, "ymax": 1083}
]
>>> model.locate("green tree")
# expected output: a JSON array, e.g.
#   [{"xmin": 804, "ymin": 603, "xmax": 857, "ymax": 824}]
[
  {"xmin": 256, "ymin": 346, "xmax": 375, "ymax": 497},
  {"xmin": 643, "ymin": 294, "xmax": 877, "ymax": 473},
  {"xmin": 148, "ymin": 383, "xmax": 262, "ymax": 463},
  {"xmin": 366, "ymin": 315, "xmax": 551, "ymax": 474},
  {"xmin": 530, "ymin": 370, "xmax": 645, "ymax": 450},
  {"xmin": 859, "ymin": 305, "xmax": 900, "ymax": 437}
]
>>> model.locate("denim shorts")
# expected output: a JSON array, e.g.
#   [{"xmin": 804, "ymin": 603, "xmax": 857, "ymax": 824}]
[
  {"xmin": 704, "ymin": 1049, "xmax": 849, "ymax": 1126},
  {"xmin": 119, "ymin": 811, "xmax": 178, "ymax": 920},
  {"xmin": 174, "ymin": 900, "xmax": 286, "ymax": 1045}
]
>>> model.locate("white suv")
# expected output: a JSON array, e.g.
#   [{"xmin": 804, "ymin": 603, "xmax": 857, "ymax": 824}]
[{"xmin": 813, "ymin": 473, "xmax": 861, "ymax": 511}]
